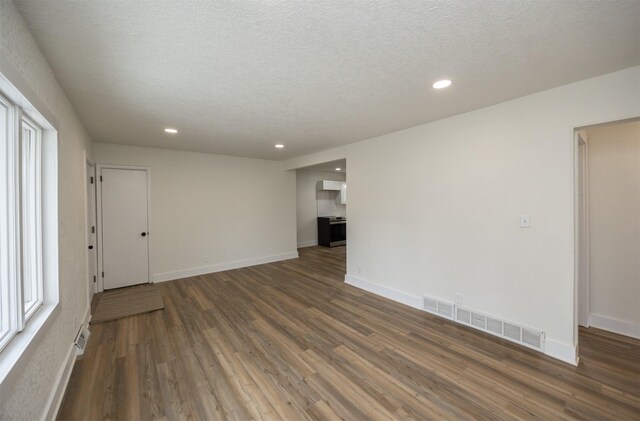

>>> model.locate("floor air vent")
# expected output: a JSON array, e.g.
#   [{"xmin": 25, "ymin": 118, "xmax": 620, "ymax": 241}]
[
  {"xmin": 437, "ymin": 302, "xmax": 454, "ymax": 319},
  {"xmin": 74, "ymin": 326, "xmax": 91, "ymax": 357},
  {"xmin": 504, "ymin": 322, "xmax": 522, "ymax": 341},
  {"xmin": 471, "ymin": 312, "xmax": 486, "ymax": 329},
  {"xmin": 487, "ymin": 317, "xmax": 503, "ymax": 335},
  {"xmin": 456, "ymin": 307, "xmax": 471, "ymax": 324},
  {"xmin": 424, "ymin": 296, "xmax": 438, "ymax": 314},
  {"xmin": 453, "ymin": 306, "xmax": 544, "ymax": 352},
  {"xmin": 423, "ymin": 295, "xmax": 454, "ymax": 319},
  {"xmin": 522, "ymin": 328, "xmax": 543, "ymax": 349}
]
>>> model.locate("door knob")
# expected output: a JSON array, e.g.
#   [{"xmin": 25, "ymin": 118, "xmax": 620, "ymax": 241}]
[
  {"xmin": 141, "ymin": 232, "xmax": 147, "ymax": 237},
  {"xmin": 88, "ymin": 245, "xmax": 94, "ymax": 249}
]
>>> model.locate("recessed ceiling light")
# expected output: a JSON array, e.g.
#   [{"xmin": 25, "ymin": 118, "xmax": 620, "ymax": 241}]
[
  {"xmin": 432, "ymin": 79, "xmax": 452, "ymax": 89},
  {"xmin": 335, "ymin": 168, "xmax": 341, "ymax": 171},
  {"xmin": 164, "ymin": 128, "xmax": 178, "ymax": 134},
  {"xmin": 275, "ymin": 144, "xmax": 284, "ymax": 148}
]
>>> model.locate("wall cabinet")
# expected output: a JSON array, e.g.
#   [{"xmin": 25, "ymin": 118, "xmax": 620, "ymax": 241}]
[
  {"xmin": 317, "ymin": 180, "xmax": 342, "ymax": 191},
  {"xmin": 338, "ymin": 182, "xmax": 346, "ymax": 205},
  {"xmin": 317, "ymin": 180, "xmax": 346, "ymax": 204}
]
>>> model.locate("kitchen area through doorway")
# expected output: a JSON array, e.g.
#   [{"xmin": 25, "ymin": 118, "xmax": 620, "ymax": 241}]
[{"xmin": 295, "ymin": 159, "xmax": 347, "ymax": 273}]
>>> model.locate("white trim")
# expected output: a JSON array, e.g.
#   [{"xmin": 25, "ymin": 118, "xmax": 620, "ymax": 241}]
[
  {"xmin": 96, "ymin": 164, "xmax": 151, "ymax": 292},
  {"xmin": 544, "ymin": 338, "xmax": 578, "ymax": 366},
  {"xmin": 453, "ymin": 304, "xmax": 546, "ymax": 352},
  {"xmin": 153, "ymin": 251, "xmax": 299, "ymax": 283},
  {"xmin": 41, "ymin": 343, "xmax": 76, "ymax": 421},
  {"xmin": 345, "ymin": 273, "xmax": 578, "ymax": 366},
  {"xmin": 83, "ymin": 154, "xmax": 90, "ymax": 297},
  {"xmin": 0, "ymin": 75, "xmax": 60, "ymax": 383},
  {"xmin": 0, "ymin": 304, "xmax": 58, "ymax": 395},
  {"xmin": 297, "ymin": 240, "xmax": 318, "ymax": 248},
  {"xmin": 575, "ymin": 131, "xmax": 591, "ymax": 339},
  {"xmin": 589, "ymin": 314, "xmax": 640, "ymax": 339},
  {"xmin": 20, "ymin": 114, "xmax": 45, "ymax": 324},
  {"xmin": 344, "ymin": 274, "xmax": 423, "ymax": 309},
  {"xmin": 80, "ymin": 303, "xmax": 91, "ymax": 332},
  {"xmin": 41, "ymin": 304, "xmax": 90, "ymax": 421},
  {"xmin": 83, "ymin": 156, "xmax": 97, "ymax": 302}
]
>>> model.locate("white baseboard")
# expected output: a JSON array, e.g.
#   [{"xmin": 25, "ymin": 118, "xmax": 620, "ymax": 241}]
[
  {"xmin": 589, "ymin": 313, "xmax": 640, "ymax": 339},
  {"xmin": 544, "ymin": 338, "xmax": 578, "ymax": 366},
  {"xmin": 153, "ymin": 251, "xmax": 299, "ymax": 283},
  {"xmin": 297, "ymin": 240, "xmax": 318, "ymax": 248},
  {"xmin": 344, "ymin": 274, "xmax": 578, "ymax": 366},
  {"xmin": 344, "ymin": 274, "xmax": 423, "ymax": 309},
  {"xmin": 42, "ymin": 343, "xmax": 77, "ymax": 421},
  {"xmin": 81, "ymin": 304, "xmax": 92, "ymax": 328},
  {"xmin": 42, "ymin": 304, "xmax": 91, "ymax": 421}
]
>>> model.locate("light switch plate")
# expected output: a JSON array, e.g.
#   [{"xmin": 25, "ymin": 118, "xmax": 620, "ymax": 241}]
[{"xmin": 520, "ymin": 214, "xmax": 531, "ymax": 228}]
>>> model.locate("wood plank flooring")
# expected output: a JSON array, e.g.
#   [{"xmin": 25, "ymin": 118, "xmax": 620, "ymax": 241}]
[{"xmin": 58, "ymin": 246, "xmax": 640, "ymax": 420}]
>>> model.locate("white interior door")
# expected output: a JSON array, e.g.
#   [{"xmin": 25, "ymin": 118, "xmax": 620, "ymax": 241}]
[
  {"xmin": 100, "ymin": 167, "xmax": 149, "ymax": 290},
  {"xmin": 86, "ymin": 163, "xmax": 98, "ymax": 301}
]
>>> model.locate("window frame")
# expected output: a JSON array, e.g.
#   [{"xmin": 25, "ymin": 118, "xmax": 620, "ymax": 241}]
[
  {"xmin": 20, "ymin": 114, "xmax": 44, "ymax": 322},
  {"xmin": 0, "ymin": 91, "xmax": 20, "ymax": 352},
  {"xmin": 0, "ymin": 71, "xmax": 60, "ymax": 395},
  {"xmin": 0, "ymin": 91, "xmax": 45, "ymax": 352}
]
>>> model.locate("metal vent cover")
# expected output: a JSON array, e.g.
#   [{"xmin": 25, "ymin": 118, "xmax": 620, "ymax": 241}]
[
  {"xmin": 450, "ymin": 306, "xmax": 544, "ymax": 352},
  {"xmin": 74, "ymin": 327, "xmax": 91, "ymax": 356},
  {"xmin": 522, "ymin": 328, "xmax": 542, "ymax": 349},
  {"xmin": 437, "ymin": 302, "xmax": 454, "ymax": 319},
  {"xmin": 423, "ymin": 295, "xmax": 454, "ymax": 319},
  {"xmin": 423, "ymin": 297, "xmax": 438, "ymax": 313},
  {"xmin": 424, "ymin": 301, "xmax": 544, "ymax": 353},
  {"xmin": 456, "ymin": 308, "xmax": 471, "ymax": 324},
  {"xmin": 504, "ymin": 322, "xmax": 522, "ymax": 342},
  {"xmin": 471, "ymin": 313, "xmax": 487, "ymax": 329},
  {"xmin": 487, "ymin": 317, "xmax": 503, "ymax": 335}
]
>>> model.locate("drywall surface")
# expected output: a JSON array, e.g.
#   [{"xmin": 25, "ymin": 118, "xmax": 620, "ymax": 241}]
[
  {"xmin": 0, "ymin": 1, "xmax": 94, "ymax": 419},
  {"xmin": 587, "ymin": 121, "xmax": 640, "ymax": 335},
  {"xmin": 285, "ymin": 66, "xmax": 640, "ymax": 362},
  {"xmin": 296, "ymin": 170, "xmax": 346, "ymax": 247},
  {"xmin": 94, "ymin": 143, "xmax": 297, "ymax": 281}
]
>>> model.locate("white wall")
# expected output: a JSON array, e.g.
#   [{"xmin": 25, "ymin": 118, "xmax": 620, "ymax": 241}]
[
  {"xmin": 296, "ymin": 170, "xmax": 346, "ymax": 247},
  {"xmin": 94, "ymin": 143, "xmax": 297, "ymax": 281},
  {"xmin": 0, "ymin": 1, "xmax": 94, "ymax": 419},
  {"xmin": 586, "ymin": 121, "xmax": 640, "ymax": 337},
  {"xmin": 285, "ymin": 66, "xmax": 640, "ymax": 364}
]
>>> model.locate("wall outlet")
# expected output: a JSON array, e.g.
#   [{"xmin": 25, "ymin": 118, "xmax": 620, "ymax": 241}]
[
  {"xmin": 454, "ymin": 293, "xmax": 463, "ymax": 305},
  {"xmin": 520, "ymin": 214, "xmax": 531, "ymax": 228}
]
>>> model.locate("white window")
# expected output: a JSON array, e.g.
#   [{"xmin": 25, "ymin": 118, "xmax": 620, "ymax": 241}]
[{"xmin": 0, "ymin": 92, "xmax": 45, "ymax": 352}]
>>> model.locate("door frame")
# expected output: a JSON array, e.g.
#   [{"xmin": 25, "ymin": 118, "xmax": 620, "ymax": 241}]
[
  {"xmin": 575, "ymin": 131, "xmax": 590, "ymax": 328},
  {"xmin": 96, "ymin": 164, "xmax": 152, "ymax": 292},
  {"xmin": 84, "ymin": 158, "xmax": 98, "ymax": 306},
  {"xmin": 573, "ymin": 116, "xmax": 639, "ymax": 351}
]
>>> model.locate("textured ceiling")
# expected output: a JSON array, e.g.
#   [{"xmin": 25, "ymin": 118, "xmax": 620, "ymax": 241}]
[{"xmin": 14, "ymin": 0, "xmax": 640, "ymax": 160}]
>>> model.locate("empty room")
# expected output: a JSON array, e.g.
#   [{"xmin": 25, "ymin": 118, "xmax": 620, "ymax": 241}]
[{"xmin": 0, "ymin": 0, "xmax": 639, "ymax": 420}]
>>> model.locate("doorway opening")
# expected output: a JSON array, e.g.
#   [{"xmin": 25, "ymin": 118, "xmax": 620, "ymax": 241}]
[
  {"xmin": 575, "ymin": 117, "xmax": 640, "ymax": 360},
  {"xmin": 294, "ymin": 159, "xmax": 347, "ymax": 278}
]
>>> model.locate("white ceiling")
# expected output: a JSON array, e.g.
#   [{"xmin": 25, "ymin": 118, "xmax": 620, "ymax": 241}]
[{"xmin": 15, "ymin": 0, "xmax": 640, "ymax": 160}]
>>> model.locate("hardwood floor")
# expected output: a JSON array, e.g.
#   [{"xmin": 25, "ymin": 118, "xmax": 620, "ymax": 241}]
[{"xmin": 58, "ymin": 246, "xmax": 640, "ymax": 420}]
